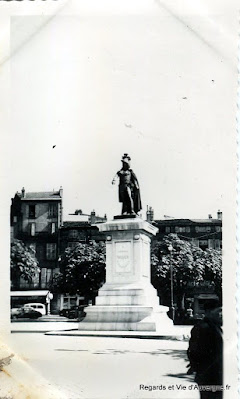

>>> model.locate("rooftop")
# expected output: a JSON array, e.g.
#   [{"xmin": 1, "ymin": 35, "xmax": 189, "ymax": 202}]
[
  {"xmin": 62, "ymin": 221, "xmax": 92, "ymax": 228},
  {"xmin": 154, "ymin": 218, "xmax": 222, "ymax": 224},
  {"xmin": 17, "ymin": 188, "xmax": 62, "ymax": 200}
]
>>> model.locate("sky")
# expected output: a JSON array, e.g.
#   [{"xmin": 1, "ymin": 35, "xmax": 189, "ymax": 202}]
[{"xmin": 8, "ymin": 0, "xmax": 238, "ymax": 221}]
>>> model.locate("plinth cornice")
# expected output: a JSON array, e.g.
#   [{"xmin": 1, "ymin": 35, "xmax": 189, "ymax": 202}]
[{"xmin": 96, "ymin": 217, "xmax": 158, "ymax": 236}]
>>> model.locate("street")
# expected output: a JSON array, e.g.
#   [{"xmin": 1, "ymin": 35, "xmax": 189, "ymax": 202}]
[{"xmin": 9, "ymin": 329, "xmax": 199, "ymax": 399}]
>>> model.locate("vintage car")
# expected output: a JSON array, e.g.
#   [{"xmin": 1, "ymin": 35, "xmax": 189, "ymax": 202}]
[
  {"xmin": 22, "ymin": 303, "xmax": 46, "ymax": 316},
  {"xmin": 11, "ymin": 307, "xmax": 42, "ymax": 319},
  {"xmin": 59, "ymin": 305, "xmax": 86, "ymax": 319}
]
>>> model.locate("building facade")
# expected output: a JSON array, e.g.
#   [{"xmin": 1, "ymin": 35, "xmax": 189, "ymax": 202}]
[
  {"xmin": 59, "ymin": 220, "xmax": 105, "ymax": 254},
  {"xmin": 10, "ymin": 187, "xmax": 63, "ymax": 291},
  {"xmin": 152, "ymin": 211, "xmax": 222, "ymax": 250}
]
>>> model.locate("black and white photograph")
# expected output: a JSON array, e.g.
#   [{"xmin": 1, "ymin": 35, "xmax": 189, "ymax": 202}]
[{"xmin": 0, "ymin": 1, "xmax": 238, "ymax": 398}]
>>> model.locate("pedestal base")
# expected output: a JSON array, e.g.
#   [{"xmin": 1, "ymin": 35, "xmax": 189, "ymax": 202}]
[
  {"xmin": 78, "ymin": 304, "xmax": 172, "ymax": 331},
  {"xmin": 79, "ymin": 282, "xmax": 172, "ymax": 331},
  {"xmin": 79, "ymin": 218, "xmax": 172, "ymax": 332}
]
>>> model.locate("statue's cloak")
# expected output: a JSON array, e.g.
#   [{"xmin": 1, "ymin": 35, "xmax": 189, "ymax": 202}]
[{"xmin": 118, "ymin": 169, "xmax": 142, "ymax": 214}]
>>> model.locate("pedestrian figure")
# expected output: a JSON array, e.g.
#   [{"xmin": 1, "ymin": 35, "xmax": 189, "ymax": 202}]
[
  {"xmin": 187, "ymin": 300, "xmax": 223, "ymax": 398},
  {"xmin": 112, "ymin": 154, "xmax": 142, "ymax": 215}
]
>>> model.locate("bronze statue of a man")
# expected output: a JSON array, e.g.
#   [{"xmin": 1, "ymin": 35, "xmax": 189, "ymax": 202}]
[{"xmin": 112, "ymin": 154, "xmax": 142, "ymax": 215}]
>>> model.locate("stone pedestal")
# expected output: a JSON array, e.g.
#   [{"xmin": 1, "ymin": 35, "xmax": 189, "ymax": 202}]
[{"xmin": 79, "ymin": 217, "xmax": 172, "ymax": 331}]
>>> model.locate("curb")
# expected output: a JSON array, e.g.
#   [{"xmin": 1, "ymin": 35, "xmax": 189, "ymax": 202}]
[{"xmin": 44, "ymin": 329, "xmax": 190, "ymax": 341}]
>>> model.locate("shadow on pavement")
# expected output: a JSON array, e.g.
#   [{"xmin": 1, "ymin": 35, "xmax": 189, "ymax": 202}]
[
  {"xmin": 165, "ymin": 373, "xmax": 195, "ymax": 383},
  {"xmin": 53, "ymin": 348, "xmax": 190, "ymax": 360},
  {"xmin": 158, "ymin": 348, "xmax": 188, "ymax": 360}
]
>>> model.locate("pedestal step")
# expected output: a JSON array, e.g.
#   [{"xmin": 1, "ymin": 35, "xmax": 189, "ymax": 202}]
[
  {"xmin": 78, "ymin": 305, "xmax": 172, "ymax": 331},
  {"xmin": 82, "ymin": 305, "xmax": 153, "ymax": 322},
  {"xmin": 97, "ymin": 284, "xmax": 160, "ymax": 306},
  {"xmin": 96, "ymin": 295, "xmax": 158, "ymax": 306},
  {"xmin": 78, "ymin": 321, "xmax": 156, "ymax": 331},
  {"xmin": 98, "ymin": 288, "xmax": 147, "ymax": 296}
]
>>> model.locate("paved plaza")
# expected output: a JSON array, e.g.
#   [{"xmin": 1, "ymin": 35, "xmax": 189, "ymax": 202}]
[{"xmin": 8, "ymin": 328, "xmax": 199, "ymax": 399}]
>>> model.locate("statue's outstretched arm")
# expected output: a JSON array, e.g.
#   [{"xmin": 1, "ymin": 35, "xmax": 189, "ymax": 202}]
[{"xmin": 112, "ymin": 173, "xmax": 118, "ymax": 185}]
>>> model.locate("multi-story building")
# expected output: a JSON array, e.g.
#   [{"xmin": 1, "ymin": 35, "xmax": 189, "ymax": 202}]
[
  {"xmin": 149, "ymin": 210, "xmax": 222, "ymax": 250},
  {"xmin": 59, "ymin": 210, "xmax": 106, "ymax": 254},
  {"xmin": 59, "ymin": 221, "xmax": 105, "ymax": 253},
  {"xmin": 10, "ymin": 187, "xmax": 63, "ymax": 311}
]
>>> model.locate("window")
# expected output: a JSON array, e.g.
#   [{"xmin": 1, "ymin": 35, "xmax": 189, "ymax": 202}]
[
  {"xmin": 30, "ymin": 223, "xmax": 35, "ymax": 236},
  {"xmin": 192, "ymin": 239, "xmax": 199, "ymax": 247},
  {"xmin": 46, "ymin": 243, "xmax": 57, "ymax": 260},
  {"xmin": 13, "ymin": 216, "xmax": 17, "ymax": 223},
  {"xmin": 29, "ymin": 205, "xmax": 36, "ymax": 218},
  {"xmin": 37, "ymin": 244, "xmax": 44, "ymax": 259},
  {"xmin": 69, "ymin": 230, "xmax": 78, "ymax": 239},
  {"xmin": 51, "ymin": 223, "xmax": 56, "ymax": 234},
  {"xmin": 215, "ymin": 226, "xmax": 222, "ymax": 232},
  {"xmin": 41, "ymin": 268, "xmax": 47, "ymax": 288},
  {"xmin": 175, "ymin": 226, "xmax": 190, "ymax": 233},
  {"xmin": 208, "ymin": 239, "xmax": 214, "ymax": 249},
  {"xmin": 47, "ymin": 269, "xmax": 53, "ymax": 284},
  {"xmin": 199, "ymin": 240, "xmax": 208, "ymax": 245},
  {"xmin": 62, "ymin": 296, "xmax": 79, "ymax": 309},
  {"xmin": 215, "ymin": 239, "xmax": 221, "ymax": 249},
  {"xmin": 199, "ymin": 240, "xmax": 208, "ymax": 249},
  {"xmin": 165, "ymin": 227, "xmax": 171, "ymax": 233},
  {"xmin": 195, "ymin": 226, "xmax": 211, "ymax": 233},
  {"xmin": 49, "ymin": 204, "xmax": 57, "ymax": 217}
]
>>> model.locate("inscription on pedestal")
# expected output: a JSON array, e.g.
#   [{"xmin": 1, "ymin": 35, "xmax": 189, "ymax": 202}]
[{"xmin": 115, "ymin": 241, "xmax": 131, "ymax": 273}]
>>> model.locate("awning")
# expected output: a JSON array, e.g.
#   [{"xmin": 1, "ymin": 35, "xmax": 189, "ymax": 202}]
[
  {"xmin": 11, "ymin": 290, "xmax": 50, "ymax": 297},
  {"xmin": 195, "ymin": 294, "xmax": 219, "ymax": 300}
]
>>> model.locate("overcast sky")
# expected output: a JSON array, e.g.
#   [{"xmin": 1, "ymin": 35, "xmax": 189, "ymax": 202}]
[{"xmin": 9, "ymin": 0, "xmax": 238, "ymax": 220}]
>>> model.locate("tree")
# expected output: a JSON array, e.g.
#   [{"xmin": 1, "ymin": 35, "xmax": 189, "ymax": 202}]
[
  {"xmin": 11, "ymin": 239, "xmax": 40, "ymax": 289},
  {"xmin": 51, "ymin": 241, "xmax": 106, "ymax": 302},
  {"xmin": 202, "ymin": 248, "xmax": 222, "ymax": 301},
  {"xmin": 151, "ymin": 234, "xmax": 222, "ymax": 308}
]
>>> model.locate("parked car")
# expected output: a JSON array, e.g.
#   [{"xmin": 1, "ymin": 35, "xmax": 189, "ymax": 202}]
[
  {"xmin": 59, "ymin": 305, "xmax": 86, "ymax": 319},
  {"xmin": 11, "ymin": 307, "xmax": 23, "ymax": 319},
  {"xmin": 11, "ymin": 307, "xmax": 42, "ymax": 319},
  {"xmin": 23, "ymin": 303, "xmax": 46, "ymax": 316}
]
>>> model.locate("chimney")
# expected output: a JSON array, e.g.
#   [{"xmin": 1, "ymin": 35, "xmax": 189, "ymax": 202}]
[
  {"xmin": 146, "ymin": 206, "xmax": 154, "ymax": 222},
  {"xmin": 75, "ymin": 209, "xmax": 82, "ymax": 215},
  {"xmin": 59, "ymin": 186, "xmax": 63, "ymax": 227},
  {"xmin": 90, "ymin": 210, "xmax": 96, "ymax": 224},
  {"xmin": 21, "ymin": 187, "xmax": 25, "ymax": 198},
  {"xmin": 217, "ymin": 210, "xmax": 222, "ymax": 220},
  {"xmin": 208, "ymin": 214, "xmax": 212, "ymax": 219}
]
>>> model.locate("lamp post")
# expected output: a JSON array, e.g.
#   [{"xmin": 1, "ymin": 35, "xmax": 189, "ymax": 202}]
[{"xmin": 168, "ymin": 244, "xmax": 175, "ymax": 322}]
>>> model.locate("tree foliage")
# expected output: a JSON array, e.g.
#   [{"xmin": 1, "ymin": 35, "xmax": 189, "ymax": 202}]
[
  {"xmin": 11, "ymin": 239, "xmax": 40, "ymax": 288},
  {"xmin": 51, "ymin": 242, "xmax": 106, "ymax": 300},
  {"xmin": 151, "ymin": 234, "xmax": 222, "ymax": 307},
  {"xmin": 51, "ymin": 234, "xmax": 222, "ymax": 308}
]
